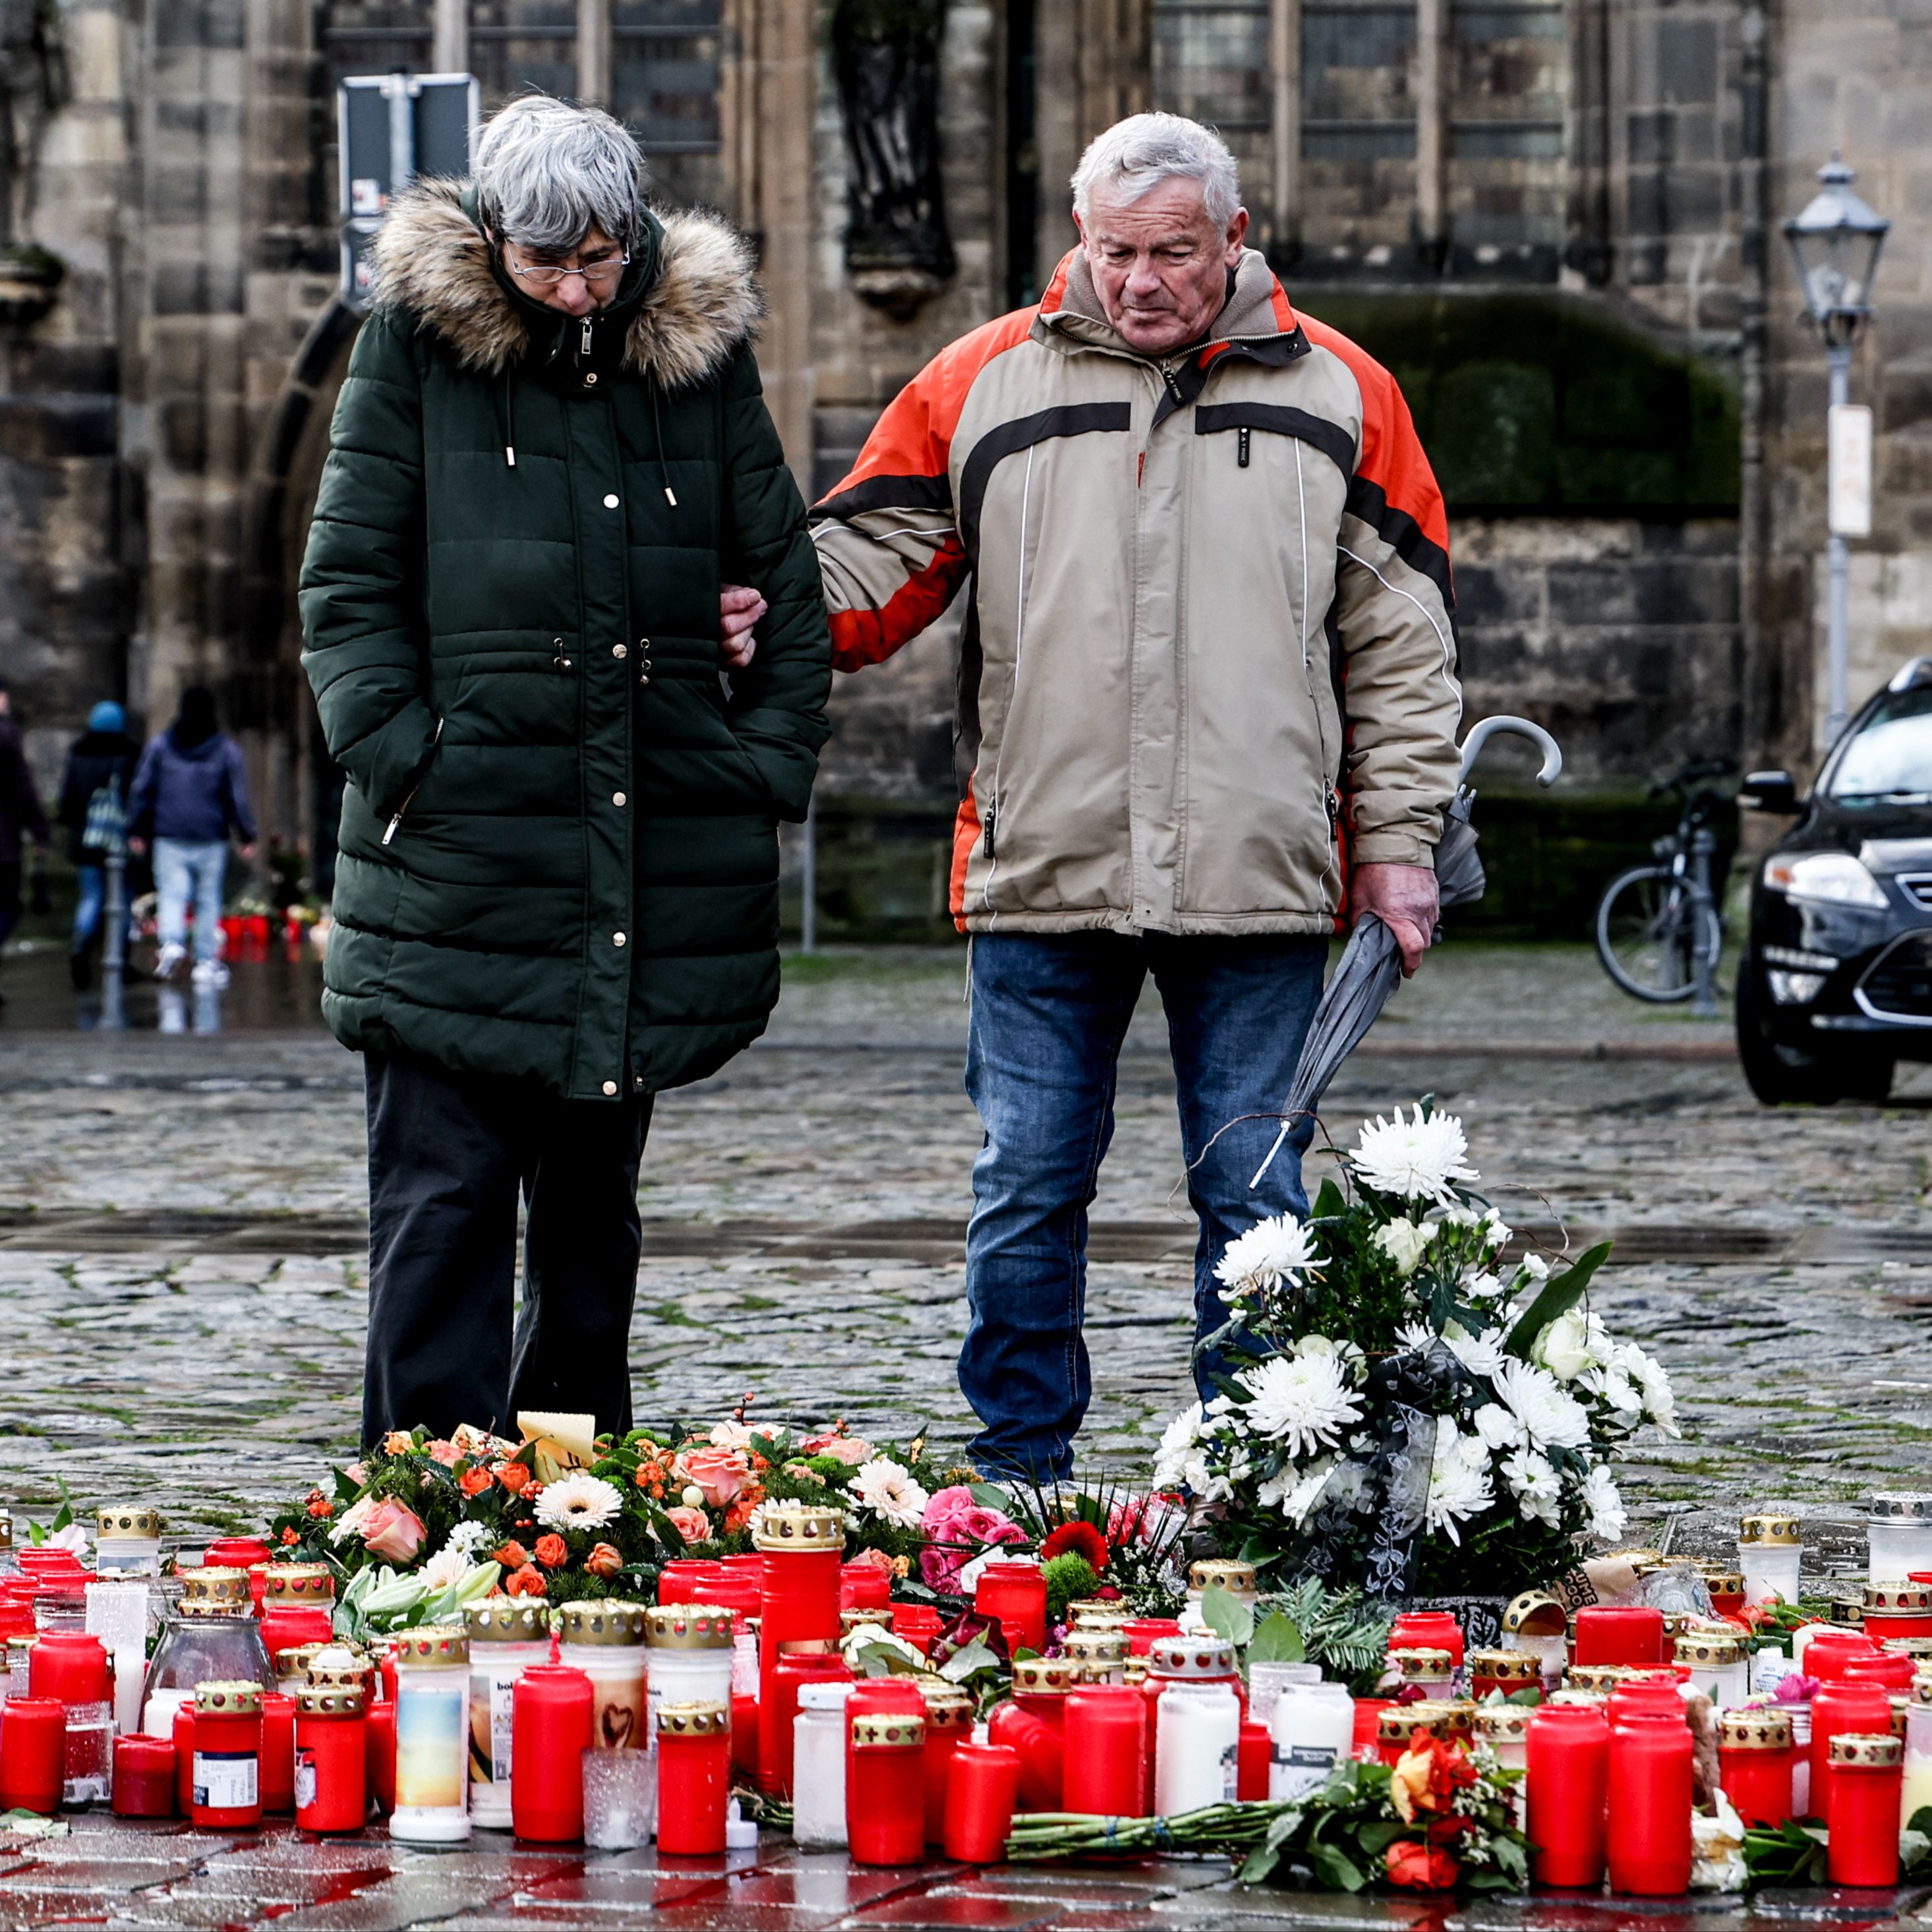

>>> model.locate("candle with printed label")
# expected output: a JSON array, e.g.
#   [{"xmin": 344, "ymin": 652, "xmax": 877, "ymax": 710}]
[
  {"xmin": 390, "ymin": 1625, "xmax": 471, "ymax": 1844},
  {"xmin": 557, "ymin": 1602, "xmax": 648, "ymax": 1756},
  {"xmin": 294, "ymin": 1684, "xmax": 367, "ymax": 1834},
  {"xmin": 463, "ymin": 1600, "xmax": 548, "ymax": 1829},
  {"xmin": 1269, "ymin": 1681, "xmax": 1353, "ymax": 1801},
  {"xmin": 191, "ymin": 1681, "xmax": 264, "ymax": 1829}
]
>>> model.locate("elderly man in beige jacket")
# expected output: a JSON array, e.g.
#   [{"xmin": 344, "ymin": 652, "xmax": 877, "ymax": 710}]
[{"xmin": 811, "ymin": 112, "xmax": 1462, "ymax": 1478}]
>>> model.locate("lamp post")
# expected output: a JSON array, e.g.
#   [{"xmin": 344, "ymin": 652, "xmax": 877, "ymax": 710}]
[{"xmin": 1783, "ymin": 155, "xmax": 1889, "ymax": 747}]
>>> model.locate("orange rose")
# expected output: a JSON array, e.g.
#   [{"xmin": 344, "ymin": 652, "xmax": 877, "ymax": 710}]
[
  {"xmin": 492, "ymin": 1540, "xmax": 529, "ymax": 1570},
  {"xmin": 585, "ymin": 1542, "xmax": 624, "ymax": 1578},
  {"xmin": 1390, "ymin": 1734, "xmax": 1477, "ymax": 1824},
  {"xmin": 459, "ymin": 1465, "xmax": 494, "ymax": 1497},
  {"xmin": 496, "ymin": 1461, "xmax": 533, "ymax": 1496},
  {"xmin": 673, "ymin": 1445, "xmax": 754, "ymax": 1508},
  {"xmin": 1386, "ymin": 1841, "xmax": 1459, "ymax": 1890},
  {"xmin": 505, "ymin": 1564, "xmax": 548, "ymax": 1598},
  {"xmin": 664, "ymin": 1505, "xmax": 711, "ymax": 1545},
  {"xmin": 533, "ymin": 1533, "xmax": 570, "ymax": 1569}
]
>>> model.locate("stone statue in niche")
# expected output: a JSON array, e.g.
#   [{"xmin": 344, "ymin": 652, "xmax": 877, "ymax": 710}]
[
  {"xmin": 0, "ymin": 0, "xmax": 67, "ymax": 323},
  {"xmin": 832, "ymin": 0, "xmax": 956, "ymax": 320}
]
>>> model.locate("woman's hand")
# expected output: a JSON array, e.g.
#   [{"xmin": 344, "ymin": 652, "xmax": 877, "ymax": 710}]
[{"xmin": 720, "ymin": 584, "xmax": 767, "ymax": 670}]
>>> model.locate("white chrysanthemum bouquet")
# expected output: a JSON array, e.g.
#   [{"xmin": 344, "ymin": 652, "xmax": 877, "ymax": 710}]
[{"xmin": 1151, "ymin": 1101, "xmax": 1678, "ymax": 1596}]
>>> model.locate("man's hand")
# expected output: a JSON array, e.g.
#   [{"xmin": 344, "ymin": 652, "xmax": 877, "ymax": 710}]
[
  {"xmin": 1353, "ymin": 862, "xmax": 1439, "ymax": 977},
  {"xmin": 128, "ymin": 836, "xmax": 147, "ymax": 857},
  {"xmin": 720, "ymin": 583, "xmax": 767, "ymax": 671}
]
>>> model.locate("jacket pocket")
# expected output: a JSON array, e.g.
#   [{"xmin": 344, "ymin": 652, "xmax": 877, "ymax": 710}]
[{"xmin": 380, "ymin": 717, "xmax": 444, "ymax": 846}]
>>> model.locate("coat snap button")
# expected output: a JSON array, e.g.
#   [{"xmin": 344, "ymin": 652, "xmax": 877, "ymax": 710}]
[
  {"xmin": 585, "ymin": 372, "xmax": 598, "ymax": 385},
  {"xmin": 613, "ymin": 931, "xmax": 627, "ymax": 948},
  {"xmin": 601, "ymin": 1080, "xmax": 618, "ymax": 1096},
  {"xmin": 602, "ymin": 493, "xmax": 620, "ymax": 508},
  {"xmin": 613, "ymin": 643, "xmax": 627, "ymax": 659},
  {"xmin": 613, "ymin": 791, "xmax": 627, "ymax": 807}
]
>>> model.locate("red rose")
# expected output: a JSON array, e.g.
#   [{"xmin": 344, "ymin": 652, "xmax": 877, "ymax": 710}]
[
  {"xmin": 533, "ymin": 1533, "xmax": 570, "ymax": 1570},
  {"xmin": 492, "ymin": 1540, "xmax": 529, "ymax": 1570},
  {"xmin": 496, "ymin": 1461, "xmax": 533, "ymax": 1496},
  {"xmin": 585, "ymin": 1542, "xmax": 624, "ymax": 1579},
  {"xmin": 1040, "ymin": 1521, "xmax": 1108, "ymax": 1571},
  {"xmin": 459, "ymin": 1465, "xmax": 494, "ymax": 1497},
  {"xmin": 505, "ymin": 1564, "xmax": 548, "ymax": 1598},
  {"xmin": 1385, "ymin": 1841, "xmax": 1460, "ymax": 1890}
]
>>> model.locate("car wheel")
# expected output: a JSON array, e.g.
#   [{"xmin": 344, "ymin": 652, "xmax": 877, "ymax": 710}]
[
  {"xmin": 1736, "ymin": 956, "xmax": 1841, "ymax": 1105},
  {"xmin": 1838, "ymin": 1056, "xmax": 1896, "ymax": 1104}
]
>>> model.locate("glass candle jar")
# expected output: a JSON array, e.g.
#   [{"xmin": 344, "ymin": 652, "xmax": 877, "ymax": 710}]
[
  {"xmin": 1740, "ymin": 1513, "xmax": 1803, "ymax": 1606},
  {"xmin": 1811, "ymin": 1680, "xmax": 1893, "ymax": 1818},
  {"xmin": 847, "ymin": 1710, "xmax": 925, "ymax": 1865},
  {"xmin": 1154, "ymin": 1679, "xmax": 1239, "ymax": 1815},
  {"xmin": 655, "ymin": 1702, "xmax": 732, "ymax": 1856},
  {"xmin": 1063, "ymin": 1683, "xmax": 1146, "ymax": 1816},
  {"xmin": 294, "ymin": 1684, "xmax": 367, "ymax": 1834},
  {"xmin": 31, "ymin": 1631, "xmax": 113, "ymax": 1807},
  {"xmin": 1268, "ymin": 1680, "xmax": 1353, "ymax": 1801},
  {"xmin": 1827, "ymin": 1734, "xmax": 1902, "ymax": 1886},
  {"xmin": 259, "ymin": 1565, "xmax": 336, "ymax": 1665},
  {"xmin": 512, "ymin": 1663, "xmax": 594, "ymax": 1843},
  {"xmin": 0, "ymin": 1696, "xmax": 66, "ymax": 1814},
  {"xmin": 463, "ymin": 1601, "xmax": 550, "ymax": 1830},
  {"xmin": 1865, "ymin": 1583, "xmax": 1932, "ymax": 1641},
  {"xmin": 1902, "ymin": 1687, "xmax": 1932, "ymax": 1829},
  {"xmin": 260, "ymin": 1691, "xmax": 297, "ymax": 1813},
  {"xmin": 390, "ymin": 1625, "xmax": 471, "ymax": 1844},
  {"xmin": 1869, "ymin": 1494, "xmax": 1932, "ymax": 1585},
  {"xmin": 1606, "ymin": 1711, "xmax": 1693, "ymax": 1896},
  {"xmin": 111, "ymin": 1732, "xmax": 177, "ymax": 1817},
  {"xmin": 657, "ymin": 1559, "xmax": 725, "ymax": 1606},
  {"xmin": 192, "ymin": 1680, "xmax": 264, "ymax": 1829},
  {"xmin": 1390, "ymin": 1647, "xmax": 1454, "ymax": 1699},
  {"xmin": 95, "ymin": 1506, "xmax": 164, "ymax": 1579},
  {"xmin": 6, "ymin": 1633, "xmax": 35, "ymax": 1701},
  {"xmin": 975, "ymin": 1562, "xmax": 1047, "ymax": 1654},
  {"xmin": 1469, "ymin": 1649, "xmax": 1541, "ymax": 1701},
  {"xmin": 918, "ymin": 1682, "xmax": 974, "ymax": 1842},
  {"xmin": 141, "ymin": 1567, "xmax": 274, "ymax": 1736},
  {"xmin": 1675, "ymin": 1634, "xmax": 1747, "ymax": 1710},
  {"xmin": 943, "ymin": 1740, "xmax": 1020, "ymax": 1863},
  {"xmin": 646, "ymin": 1604, "xmax": 734, "ymax": 1757},
  {"xmin": 1526, "ymin": 1702, "xmax": 1608, "ymax": 1888},
  {"xmin": 1573, "ymin": 1606, "xmax": 1666, "ymax": 1668},
  {"xmin": 1389, "ymin": 1610, "xmax": 1465, "ymax": 1671},
  {"xmin": 1122, "ymin": 1617, "xmax": 1184, "ymax": 1656},
  {"xmin": 1246, "ymin": 1660, "xmax": 1321, "ymax": 1731},
  {"xmin": 581, "ymin": 1744, "xmax": 654, "ymax": 1851},
  {"xmin": 1012, "ymin": 1655, "xmax": 1080, "ymax": 1726},
  {"xmin": 558, "ymin": 1601, "xmax": 649, "ymax": 1755},
  {"xmin": 1718, "ymin": 1709, "xmax": 1793, "ymax": 1827},
  {"xmin": 791, "ymin": 1681, "xmax": 852, "ymax": 1848},
  {"xmin": 987, "ymin": 1699, "xmax": 1062, "ymax": 1812}
]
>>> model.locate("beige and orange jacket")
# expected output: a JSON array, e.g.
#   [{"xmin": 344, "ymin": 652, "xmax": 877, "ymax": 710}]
[{"xmin": 810, "ymin": 245, "xmax": 1463, "ymax": 936}]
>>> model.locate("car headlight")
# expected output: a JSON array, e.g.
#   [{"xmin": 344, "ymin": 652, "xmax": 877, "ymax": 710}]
[
  {"xmin": 1763, "ymin": 851, "xmax": 1888, "ymax": 908},
  {"xmin": 1766, "ymin": 969, "xmax": 1828, "ymax": 1005}
]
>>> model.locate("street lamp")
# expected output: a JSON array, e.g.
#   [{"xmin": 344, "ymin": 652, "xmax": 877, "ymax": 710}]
[{"xmin": 1784, "ymin": 155, "xmax": 1889, "ymax": 746}]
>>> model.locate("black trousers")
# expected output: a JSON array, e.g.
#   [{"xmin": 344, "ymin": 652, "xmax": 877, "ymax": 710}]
[{"xmin": 362, "ymin": 1052, "xmax": 652, "ymax": 1448}]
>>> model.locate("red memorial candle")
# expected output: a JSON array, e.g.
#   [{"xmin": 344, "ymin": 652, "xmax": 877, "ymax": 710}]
[
  {"xmin": 943, "ymin": 1741, "xmax": 1021, "ymax": 1863},
  {"xmin": 174, "ymin": 1701, "xmax": 198, "ymax": 1816},
  {"xmin": 1123, "ymin": 1618, "xmax": 1183, "ymax": 1656},
  {"xmin": 1826, "ymin": 1734, "xmax": 1902, "ymax": 1887},
  {"xmin": 755, "ymin": 1506, "xmax": 843, "ymax": 1792},
  {"xmin": 190, "ymin": 1681, "xmax": 264, "ymax": 1830},
  {"xmin": 1389, "ymin": 1611, "xmax": 1465, "ymax": 1670},
  {"xmin": 1810, "ymin": 1681, "xmax": 1891, "ymax": 1819},
  {"xmin": 848, "ymin": 1710, "xmax": 925, "ymax": 1867},
  {"xmin": 28, "ymin": 1631, "xmax": 109, "ymax": 1705},
  {"xmin": 763, "ymin": 1651, "xmax": 850, "ymax": 1801},
  {"xmin": 656, "ymin": 1702, "xmax": 731, "ymax": 1856},
  {"xmin": 0, "ymin": 1697, "xmax": 66, "ymax": 1814},
  {"xmin": 891, "ymin": 1604, "xmax": 943, "ymax": 1655},
  {"xmin": 657, "ymin": 1560, "xmax": 725, "ymax": 1606},
  {"xmin": 1807, "ymin": 1633, "xmax": 1879, "ymax": 1682},
  {"xmin": 295, "ymin": 1685, "xmax": 368, "ymax": 1834},
  {"xmin": 258, "ymin": 1564, "xmax": 336, "ymax": 1662},
  {"xmin": 1063, "ymin": 1685, "xmax": 1146, "ymax": 1816},
  {"xmin": 1573, "ymin": 1606, "xmax": 1666, "ymax": 1668},
  {"xmin": 1526, "ymin": 1702, "xmax": 1608, "ymax": 1888},
  {"xmin": 511, "ymin": 1664, "xmax": 594, "ymax": 1842},
  {"xmin": 840, "ymin": 1563, "xmax": 892, "ymax": 1611},
  {"xmin": 1237, "ymin": 1720, "xmax": 1272, "ymax": 1801},
  {"xmin": 259, "ymin": 1691, "xmax": 297, "ymax": 1813},
  {"xmin": 1607, "ymin": 1679, "xmax": 1685, "ymax": 1724},
  {"xmin": 1842, "ymin": 1651, "xmax": 1916, "ymax": 1691},
  {"xmin": 365, "ymin": 1697, "xmax": 396, "ymax": 1816},
  {"xmin": 1606, "ymin": 1712, "xmax": 1693, "ymax": 1896},
  {"xmin": 975, "ymin": 1563, "xmax": 1047, "ymax": 1654},
  {"xmin": 1718, "ymin": 1710, "xmax": 1793, "ymax": 1829},
  {"xmin": 1351, "ymin": 1698, "xmax": 1390, "ymax": 1763},
  {"xmin": 919, "ymin": 1685, "xmax": 974, "ymax": 1844},
  {"xmin": 1012, "ymin": 1657, "xmax": 1078, "ymax": 1728},
  {"xmin": 111, "ymin": 1734, "xmax": 177, "ymax": 1817},
  {"xmin": 987, "ymin": 1699, "xmax": 1063, "ymax": 1811}
]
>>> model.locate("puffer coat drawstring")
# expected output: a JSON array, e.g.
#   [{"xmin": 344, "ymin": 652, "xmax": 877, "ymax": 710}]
[{"xmin": 650, "ymin": 382, "xmax": 677, "ymax": 508}]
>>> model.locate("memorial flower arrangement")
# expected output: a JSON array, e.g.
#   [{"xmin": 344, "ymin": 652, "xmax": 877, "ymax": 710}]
[{"xmin": 1151, "ymin": 1101, "xmax": 1680, "ymax": 1596}]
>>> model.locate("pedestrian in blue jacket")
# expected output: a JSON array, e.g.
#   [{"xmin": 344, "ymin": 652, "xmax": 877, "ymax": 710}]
[{"xmin": 128, "ymin": 687, "xmax": 256, "ymax": 987}]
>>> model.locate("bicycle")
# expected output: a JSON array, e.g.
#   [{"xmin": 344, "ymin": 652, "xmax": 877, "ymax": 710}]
[{"xmin": 1594, "ymin": 759, "xmax": 1734, "ymax": 1007}]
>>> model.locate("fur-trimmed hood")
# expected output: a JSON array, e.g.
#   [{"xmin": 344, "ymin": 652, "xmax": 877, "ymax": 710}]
[{"xmin": 369, "ymin": 179, "xmax": 762, "ymax": 390}]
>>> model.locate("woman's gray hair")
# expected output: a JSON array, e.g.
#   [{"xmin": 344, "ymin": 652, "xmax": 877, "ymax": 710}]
[
  {"xmin": 473, "ymin": 96, "xmax": 647, "ymax": 251},
  {"xmin": 1071, "ymin": 112, "xmax": 1241, "ymax": 229}
]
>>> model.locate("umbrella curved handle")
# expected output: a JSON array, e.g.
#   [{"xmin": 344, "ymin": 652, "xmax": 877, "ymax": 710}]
[{"xmin": 1458, "ymin": 715, "xmax": 1563, "ymax": 788}]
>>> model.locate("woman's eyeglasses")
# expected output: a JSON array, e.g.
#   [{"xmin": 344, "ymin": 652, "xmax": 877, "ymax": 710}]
[{"xmin": 508, "ymin": 252, "xmax": 630, "ymax": 291}]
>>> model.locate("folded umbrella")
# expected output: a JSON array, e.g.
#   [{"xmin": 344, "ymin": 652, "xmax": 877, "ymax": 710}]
[{"xmin": 1248, "ymin": 715, "xmax": 1562, "ymax": 1188}]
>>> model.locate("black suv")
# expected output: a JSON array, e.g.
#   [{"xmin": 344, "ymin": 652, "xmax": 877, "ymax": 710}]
[{"xmin": 1736, "ymin": 657, "xmax": 1932, "ymax": 1104}]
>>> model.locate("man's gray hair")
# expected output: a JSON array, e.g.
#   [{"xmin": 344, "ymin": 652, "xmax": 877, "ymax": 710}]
[
  {"xmin": 1071, "ymin": 112, "xmax": 1241, "ymax": 229},
  {"xmin": 473, "ymin": 96, "xmax": 647, "ymax": 251}
]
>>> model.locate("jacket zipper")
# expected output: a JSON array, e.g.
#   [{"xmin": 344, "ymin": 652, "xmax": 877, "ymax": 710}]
[
  {"xmin": 581, "ymin": 317, "xmax": 593, "ymax": 359},
  {"xmin": 381, "ymin": 717, "xmax": 444, "ymax": 846}
]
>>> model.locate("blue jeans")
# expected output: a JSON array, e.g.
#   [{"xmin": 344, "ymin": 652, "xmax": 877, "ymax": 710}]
[
  {"xmin": 153, "ymin": 838, "xmax": 227, "ymax": 961},
  {"xmin": 73, "ymin": 864, "xmax": 104, "ymax": 951},
  {"xmin": 962, "ymin": 931, "xmax": 1328, "ymax": 1480}
]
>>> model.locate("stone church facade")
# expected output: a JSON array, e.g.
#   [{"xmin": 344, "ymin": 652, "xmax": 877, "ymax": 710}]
[{"xmin": 0, "ymin": 0, "xmax": 1926, "ymax": 907}]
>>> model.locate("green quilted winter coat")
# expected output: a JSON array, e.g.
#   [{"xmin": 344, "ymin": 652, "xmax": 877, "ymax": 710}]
[{"xmin": 299, "ymin": 182, "xmax": 830, "ymax": 1101}]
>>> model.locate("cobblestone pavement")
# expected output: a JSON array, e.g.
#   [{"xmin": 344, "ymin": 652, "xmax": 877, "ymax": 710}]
[{"xmin": 1, "ymin": 945, "xmax": 1929, "ymax": 1557}]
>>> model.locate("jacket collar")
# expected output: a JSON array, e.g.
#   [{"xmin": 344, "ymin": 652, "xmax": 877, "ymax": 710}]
[{"xmin": 370, "ymin": 178, "xmax": 764, "ymax": 390}]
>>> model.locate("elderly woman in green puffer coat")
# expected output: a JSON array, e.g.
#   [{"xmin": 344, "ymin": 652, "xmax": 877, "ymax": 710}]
[{"xmin": 300, "ymin": 96, "xmax": 829, "ymax": 1447}]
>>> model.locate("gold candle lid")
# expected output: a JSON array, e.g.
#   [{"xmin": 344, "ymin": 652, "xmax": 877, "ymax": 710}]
[
  {"xmin": 557, "ymin": 1601, "xmax": 647, "ymax": 1647},
  {"xmin": 1380, "ymin": 1699, "xmax": 1473, "ymax": 1740},
  {"xmin": 1474, "ymin": 1707, "xmax": 1531, "ymax": 1743},
  {"xmin": 1122, "ymin": 1655, "xmax": 1149, "ymax": 1687},
  {"xmin": 274, "ymin": 1643, "xmax": 330, "ymax": 1681},
  {"xmin": 194, "ymin": 1680, "xmax": 264, "ymax": 1715},
  {"xmin": 840, "ymin": 1608, "xmax": 894, "ymax": 1634},
  {"xmin": 1012, "ymin": 1656, "xmax": 1082, "ymax": 1695},
  {"xmin": 1068, "ymin": 1600, "xmax": 1133, "ymax": 1630},
  {"xmin": 1675, "ymin": 1634, "xmax": 1743, "ymax": 1667},
  {"xmin": 1566, "ymin": 1665, "xmax": 1630, "ymax": 1695},
  {"xmin": 1879, "ymin": 1635, "xmax": 1932, "ymax": 1660},
  {"xmin": 294, "ymin": 1683, "xmax": 367, "ymax": 1718},
  {"xmin": 1740, "ymin": 1514, "xmax": 1801, "ymax": 1546},
  {"xmin": 658, "ymin": 1700, "xmax": 730, "ymax": 1738},
  {"xmin": 1502, "ymin": 1591, "xmax": 1567, "ymax": 1638},
  {"xmin": 394, "ymin": 1624, "xmax": 469, "ymax": 1667},
  {"xmin": 262, "ymin": 1563, "xmax": 336, "ymax": 1605},
  {"xmin": 1828, "ymin": 1732, "xmax": 1902, "ymax": 1768},
  {"xmin": 1912, "ymin": 1674, "xmax": 1932, "ymax": 1707},
  {"xmin": 1063, "ymin": 1630, "xmax": 1129, "ymax": 1663},
  {"xmin": 750, "ymin": 1502, "xmax": 847, "ymax": 1552},
  {"xmin": 178, "ymin": 1567, "xmax": 252, "ymax": 1614},
  {"xmin": 1548, "ymin": 1688, "xmax": 1606, "ymax": 1707},
  {"xmin": 1469, "ymin": 1649, "xmax": 1540, "ymax": 1682},
  {"xmin": 1700, "ymin": 1571, "xmax": 1746, "ymax": 1596},
  {"xmin": 918, "ymin": 1682, "xmax": 974, "ymax": 1728},
  {"xmin": 97, "ymin": 1507, "xmax": 163, "ymax": 1538},
  {"xmin": 647, "ymin": 1604, "xmax": 735, "ymax": 1650},
  {"xmin": 851, "ymin": 1711, "xmax": 925, "ymax": 1747},
  {"xmin": 1147, "ymin": 1636, "xmax": 1237, "ymax": 1678},
  {"xmin": 1719, "ymin": 1710, "xmax": 1793, "ymax": 1750},
  {"xmin": 308, "ymin": 1656, "xmax": 376, "ymax": 1693},
  {"xmin": 1865, "ymin": 1582, "xmax": 1932, "ymax": 1614},
  {"xmin": 464, "ymin": 1601, "xmax": 549, "ymax": 1644},
  {"xmin": 1830, "ymin": 1596, "xmax": 1866, "ymax": 1627},
  {"xmin": 1391, "ymin": 1647, "xmax": 1455, "ymax": 1678},
  {"xmin": 1188, "ymin": 1558, "xmax": 1257, "ymax": 1595}
]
